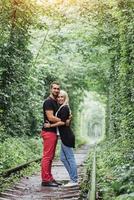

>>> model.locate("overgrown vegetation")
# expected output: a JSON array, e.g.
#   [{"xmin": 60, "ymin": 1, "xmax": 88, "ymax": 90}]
[
  {"xmin": 96, "ymin": 137, "xmax": 134, "ymax": 199},
  {"xmin": 79, "ymin": 0, "xmax": 134, "ymax": 199},
  {"xmin": 0, "ymin": 0, "xmax": 133, "ymax": 198},
  {"xmin": 0, "ymin": 136, "xmax": 42, "ymax": 173}
]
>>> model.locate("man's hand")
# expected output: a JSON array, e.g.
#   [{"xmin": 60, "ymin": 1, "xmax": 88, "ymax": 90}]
[
  {"xmin": 44, "ymin": 122, "xmax": 51, "ymax": 128},
  {"xmin": 66, "ymin": 114, "xmax": 72, "ymax": 126},
  {"xmin": 65, "ymin": 119, "xmax": 70, "ymax": 126},
  {"xmin": 69, "ymin": 114, "xmax": 72, "ymax": 119},
  {"xmin": 66, "ymin": 118, "xmax": 72, "ymax": 126}
]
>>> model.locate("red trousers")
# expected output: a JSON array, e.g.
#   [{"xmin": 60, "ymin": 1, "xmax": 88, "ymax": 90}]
[{"xmin": 41, "ymin": 131, "xmax": 58, "ymax": 182}]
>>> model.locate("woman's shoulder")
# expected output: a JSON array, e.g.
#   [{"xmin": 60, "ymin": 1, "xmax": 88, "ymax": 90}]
[
  {"xmin": 57, "ymin": 105, "xmax": 70, "ymax": 119},
  {"xmin": 61, "ymin": 105, "xmax": 69, "ymax": 110},
  {"xmin": 58, "ymin": 105, "xmax": 69, "ymax": 114}
]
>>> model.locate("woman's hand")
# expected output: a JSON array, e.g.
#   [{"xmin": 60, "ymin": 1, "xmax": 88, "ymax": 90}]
[{"xmin": 44, "ymin": 122, "xmax": 51, "ymax": 128}]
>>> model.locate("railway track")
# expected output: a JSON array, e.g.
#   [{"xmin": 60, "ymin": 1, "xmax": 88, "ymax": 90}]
[
  {"xmin": 0, "ymin": 145, "xmax": 94, "ymax": 200},
  {"xmin": 87, "ymin": 145, "xmax": 96, "ymax": 200}
]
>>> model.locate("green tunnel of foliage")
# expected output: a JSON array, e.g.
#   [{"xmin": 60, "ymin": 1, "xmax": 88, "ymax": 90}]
[
  {"xmin": 0, "ymin": 0, "xmax": 133, "ymax": 139},
  {"xmin": 0, "ymin": 0, "xmax": 133, "ymax": 198}
]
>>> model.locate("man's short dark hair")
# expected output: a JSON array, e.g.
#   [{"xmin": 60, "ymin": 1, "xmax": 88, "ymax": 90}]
[{"xmin": 50, "ymin": 81, "xmax": 60, "ymax": 89}]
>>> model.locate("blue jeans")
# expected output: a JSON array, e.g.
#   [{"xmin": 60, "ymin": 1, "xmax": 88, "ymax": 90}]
[{"xmin": 60, "ymin": 142, "xmax": 78, "ymax": 182}]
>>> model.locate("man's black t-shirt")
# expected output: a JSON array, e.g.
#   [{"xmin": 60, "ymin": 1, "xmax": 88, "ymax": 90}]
[
  {"xmin": 42, "ymin": 97, "xmax": 59, "ymax": 133},
  {"xmin": 57, "ymin": 105, "xmax": 75, "ymax": 148}
]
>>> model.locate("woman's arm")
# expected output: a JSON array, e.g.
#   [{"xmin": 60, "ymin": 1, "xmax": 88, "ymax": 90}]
[{"xmin": 44, "ymin": 121, "xmax": 65, "ymax": 128}]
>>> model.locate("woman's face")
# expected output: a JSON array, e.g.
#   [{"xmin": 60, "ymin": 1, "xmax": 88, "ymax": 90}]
[{"xmin": 58, "ymin": 94, "xmax": 65, "ymax": 105}]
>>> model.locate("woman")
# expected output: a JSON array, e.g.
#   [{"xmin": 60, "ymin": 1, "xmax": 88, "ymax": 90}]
[{"xmin": 44, "ymin": 90, "xmax": 78, "ymax": 187}]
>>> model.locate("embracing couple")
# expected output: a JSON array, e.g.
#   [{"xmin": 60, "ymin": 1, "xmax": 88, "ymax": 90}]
[{"xmin": 40, "ymin": 82, "xmax": 78, "ymax": 187}]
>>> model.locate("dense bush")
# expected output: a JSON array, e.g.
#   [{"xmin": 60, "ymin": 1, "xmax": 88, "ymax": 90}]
[
  {"xmin": 0, "ymin": 136, "xmax": 42, "ymax": 173},
  {"xmin": 79, "ymin": 0, "xmax": 134, "ymax": 198},
  {"xmin": 96, "ymin": 136, "xmax": 134, "ymax": 199}
]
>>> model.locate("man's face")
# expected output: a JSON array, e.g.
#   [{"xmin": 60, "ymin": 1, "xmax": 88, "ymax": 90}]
[{"xmin": 51, "ymin": 84, "xmax": 60, "ymax": 98}]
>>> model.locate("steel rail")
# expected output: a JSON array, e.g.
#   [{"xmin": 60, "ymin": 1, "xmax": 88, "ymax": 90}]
[
  {"xmin": 87, "ymin": 144, "xmax": 96, "ymax": 200},
  {"xmin": 0, "ymin": 157, "xmax": 41, "ymax": 178}
]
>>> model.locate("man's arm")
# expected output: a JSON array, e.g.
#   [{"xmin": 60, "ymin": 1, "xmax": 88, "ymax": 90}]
[
  {"xmin": 44, "ymin": 121, "xmax": 65, "ymax": 128},
  {"xmin": 46, "ymin": 110, "xmax": 61, "ymax": 123}
]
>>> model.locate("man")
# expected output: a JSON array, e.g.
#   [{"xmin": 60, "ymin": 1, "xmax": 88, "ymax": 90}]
[{"xmin": 41, "ymin": 82, "xmax": 62, "ymax": 187}]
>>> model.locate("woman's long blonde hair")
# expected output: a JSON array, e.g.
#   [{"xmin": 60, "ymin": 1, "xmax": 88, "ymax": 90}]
[{"xmin": 59, "ymin": 90, "xmax": 72, "ymax": 114}]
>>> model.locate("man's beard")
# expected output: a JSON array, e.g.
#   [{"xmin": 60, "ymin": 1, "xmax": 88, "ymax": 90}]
[{"xmin": 52, "ymin": 93, "xmax": 58, "ymax": 99}]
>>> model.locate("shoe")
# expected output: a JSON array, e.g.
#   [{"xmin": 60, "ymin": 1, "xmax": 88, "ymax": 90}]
[
  {"xmin": 63, "ymin": 182, "xmax": 78, "ymax": 187},
  {"xmin": 41, "ymin": 181, "xmax": 58, "ymax": 187},
  {"xmin": 52, "ymin": 179, "xmax": 62, "ymax": 186}
]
